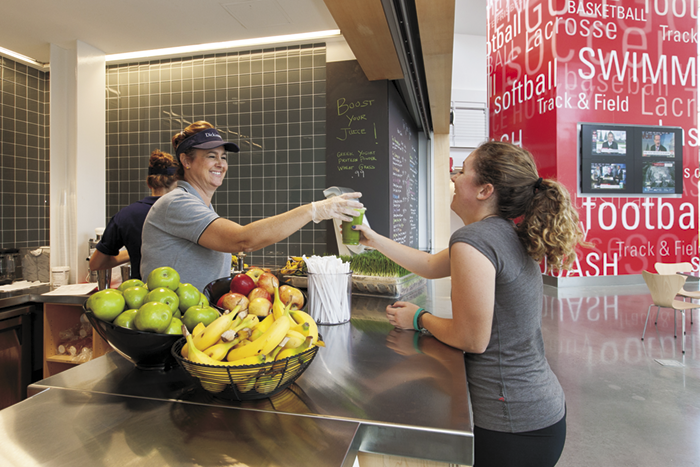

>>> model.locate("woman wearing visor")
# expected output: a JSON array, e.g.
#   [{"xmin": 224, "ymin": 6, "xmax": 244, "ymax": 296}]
[{"xmin": 141, "ymin": 121, "xmax": 362, "ymax": 291}]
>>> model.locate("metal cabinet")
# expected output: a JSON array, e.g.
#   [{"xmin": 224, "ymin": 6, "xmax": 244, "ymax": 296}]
[{"xmin": 0, "ymin": 304, "xmax": 34, "ymax": 410}]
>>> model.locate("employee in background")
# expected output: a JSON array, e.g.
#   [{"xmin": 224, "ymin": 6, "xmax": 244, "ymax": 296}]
[
  {"xmin": 89, "ymin": 149, "xmax": 178, "ymax": 280},
  {"xmin": 354, "ymin": 141, "xmax": 589, "ymax": 467},
  {"xmin": 647, "ymin": 134, "xmax": 667, "ymax": 152},
  {"xmin": 140, "ymin": 121, "xmax": 362, "ymax": 291},
  {"xmin": 601, "ymin": 131, "xmax": 618, "ymax": 150}
]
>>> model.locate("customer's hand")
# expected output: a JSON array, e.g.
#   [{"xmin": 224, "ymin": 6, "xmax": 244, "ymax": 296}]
[
  {"xmin": 386, "ymin": 301, "xmax": 420, "ymax": 331},
  {"xmin": 351, "ymin": 224, "xmax": 381, "ymax": 249},
  {"xmin": 311, "ymin": 193, "xmax": 363, "ymax": 223}
]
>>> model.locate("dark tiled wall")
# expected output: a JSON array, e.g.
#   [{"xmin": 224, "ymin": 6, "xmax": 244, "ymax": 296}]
[
  {"xmin": 0, "ymin": 56, "xmax": 50, "ymax": 249},
  {"xmin": 105, "ymin": 44, "xmax": 328, "ymax": 268}
]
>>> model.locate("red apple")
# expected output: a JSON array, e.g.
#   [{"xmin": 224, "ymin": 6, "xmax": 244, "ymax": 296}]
[
  {"xmin": 248, "ymin": 287, "xmax": 272, "ymax": 302},
  {"xmin": 230, "ymin": 273, "xmax": 256, "ymax": 296},
  {"xmin": 220, "ymin": 292, "xmax": 249, "ymax": 312},
  {"xmin": 279, "ymin": 285, "xmax": 304, "ymax": 310},
  {"xmin": 245, "ymin": 267, "xmax": 266, "ymax": 284},
  {"xmin": 257, "ymin": 272, "xmax": 279, "ymax": 295},
  {"xmin": 248, "ymin": 297, "xmax": 272, "ymax": 317}
]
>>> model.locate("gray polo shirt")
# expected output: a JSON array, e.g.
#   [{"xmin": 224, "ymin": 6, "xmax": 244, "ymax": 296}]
[{"xmin": 140, "ymin": 181, "xmax": 231, "ymax": 292}]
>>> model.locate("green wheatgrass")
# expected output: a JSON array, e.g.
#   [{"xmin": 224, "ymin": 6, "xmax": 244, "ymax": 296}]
[{"xmin": 343, "ymin": 250, "xmax": 410, "ymax": 277}]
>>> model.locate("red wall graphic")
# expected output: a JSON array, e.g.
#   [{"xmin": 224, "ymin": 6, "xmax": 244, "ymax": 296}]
[{"xmin": 487, "ymin": 0, "xmax": 699, "ymax": 277}]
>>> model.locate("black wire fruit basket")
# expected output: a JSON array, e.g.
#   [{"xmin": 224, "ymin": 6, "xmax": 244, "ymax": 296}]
[{"xmin": 171, "ymin": 337, "xmax": 320, "ymax": 401}]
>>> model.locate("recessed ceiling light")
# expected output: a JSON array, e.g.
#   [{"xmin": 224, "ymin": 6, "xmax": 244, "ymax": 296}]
[
  {"xmin": 0, "ymin": 46, "xmax": 48, "ymax": 68},
  {"xmin": 105, "ymin": 29, "xmax": 341, "ymax": 63}
]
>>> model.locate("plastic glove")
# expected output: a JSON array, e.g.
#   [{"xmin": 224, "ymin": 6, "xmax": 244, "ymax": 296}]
[{"xmin": 311, "ymin": 193, "xmax": 363, "ymax": 223}]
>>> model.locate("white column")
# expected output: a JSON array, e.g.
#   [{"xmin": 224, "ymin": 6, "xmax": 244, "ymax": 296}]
[{"xmin": 50, "ymin": 41, "xmax": 106, "ymax": 284}]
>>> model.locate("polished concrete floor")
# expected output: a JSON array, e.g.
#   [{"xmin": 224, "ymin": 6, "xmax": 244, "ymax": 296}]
[{"xmin": 543, "ymin": 282, "xmax": 700, "ymax": 467}]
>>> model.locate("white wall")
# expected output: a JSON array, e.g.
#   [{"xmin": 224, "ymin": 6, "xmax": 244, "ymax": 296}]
[
  {"xmin": 451, "ymin": 34, "xmax": 487, "ymax": 103},
  {"xmin": 50, "ymin": 41, "xmax": 106, "ymax": 284},
  {"xmin": 449, "ymin": 33, "xmax": 487, "ymax": 237}
]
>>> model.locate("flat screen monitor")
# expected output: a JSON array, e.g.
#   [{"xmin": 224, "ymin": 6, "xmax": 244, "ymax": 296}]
[
  {"xmin": 579, "ymin": 123, "xmax": 683, "ymax": 196},
  {"xmin": 642, "ymin": 161, "xmax": 676, "ymax": 194},
  {"xmin": 591, "ymin": 129, "xmax": 627, "ymax": 155},
  {"xmin": 590, "ymin": 162, "xmax": 627, "ymax": 190},
  {"xmin": 641, "ymin": 131, "xmax": 675, "ymax": 157}
]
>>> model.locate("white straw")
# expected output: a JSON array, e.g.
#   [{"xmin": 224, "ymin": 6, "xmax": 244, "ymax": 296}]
[{"xmin": 303, "ymin": 255, "xmax": 351, "ymax": 324}]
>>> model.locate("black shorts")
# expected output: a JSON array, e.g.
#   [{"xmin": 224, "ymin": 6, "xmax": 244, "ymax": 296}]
[{"xmin": 473, "ymin": 410, "xmax": 566, "ymax": 467}]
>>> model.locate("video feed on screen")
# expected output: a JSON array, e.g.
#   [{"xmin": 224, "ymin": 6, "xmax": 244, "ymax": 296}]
[
  {"xmin": 642, "ymin": 161, "xmax": 676, "ymax": 193},
  {"xmin": 642, "ymin": 131, "xmax": 675, "ymax": 157},
  {"xmin": 591, "ymin": 162, "xmax": 626, "ymax": 190},
  {"xmin": 591, "ymin": 129, "xmax": 627, "ymax": 155}
]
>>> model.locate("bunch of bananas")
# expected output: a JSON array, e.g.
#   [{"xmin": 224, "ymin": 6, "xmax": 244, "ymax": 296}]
[
  {"xmin": 280, "ymin": 256, "xmax": 306, "ymax": 275},
  {"xmin": 180, "ymin": 286, "xmax": 323, "ymax": 395}
]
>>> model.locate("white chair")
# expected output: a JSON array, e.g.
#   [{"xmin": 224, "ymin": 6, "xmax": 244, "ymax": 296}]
[
  {"xmin": 654, "ymin": 262, "xmax": 696, "ymax": 325},
  {"xmin": 642, "ymin": 271, "xmax": 698, "ymax": 353}
]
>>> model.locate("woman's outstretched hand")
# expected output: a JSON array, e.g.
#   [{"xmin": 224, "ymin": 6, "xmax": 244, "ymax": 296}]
[{"xmin": 311, "ymin": 193, "xmax": 363, "ymax": 223}]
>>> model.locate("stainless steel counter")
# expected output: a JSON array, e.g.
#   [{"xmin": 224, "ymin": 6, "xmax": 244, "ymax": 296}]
[
  {"xmin": 5, "ymin": 278, "xmax": 473, "ymax": 466},
  {"xmin": 0, "ymin": 287, "xmax": 89, "ymax": 309},
  {"xmin": 0, "ymin": 387, "xmax": 360, "ymax": 466}
]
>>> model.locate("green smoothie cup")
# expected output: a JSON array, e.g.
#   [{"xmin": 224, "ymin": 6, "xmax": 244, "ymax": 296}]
[{"xmin": 342, "ymin": 208, "xmax": 366, "ymax": 245}]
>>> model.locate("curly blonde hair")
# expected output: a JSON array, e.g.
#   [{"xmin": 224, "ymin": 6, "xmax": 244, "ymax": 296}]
[{"xmin": 471, "ymin": 141, "xmax": 589, "ymax": 273}]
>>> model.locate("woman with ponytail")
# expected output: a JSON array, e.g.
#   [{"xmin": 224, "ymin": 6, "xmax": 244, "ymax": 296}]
[
  {"xmin": 354, "ymin": 141, "xmax": 587, "ymax": 466},
  {"xmin": 90, "ymin": 149, "xmax": 178, "ymax": 280}
]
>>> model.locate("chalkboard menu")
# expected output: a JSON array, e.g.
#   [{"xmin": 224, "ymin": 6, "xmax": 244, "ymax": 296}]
[{"xmin": 326, "ymin": 60, "xmax": 419, "ymax": 250}]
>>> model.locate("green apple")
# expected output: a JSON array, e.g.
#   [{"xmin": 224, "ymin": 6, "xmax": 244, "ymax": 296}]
[
  {"xmin": 123, "ymin": 286, "xmax": 149, "ymax": 310},
  {"xmin": 146, "ymin": 287, "xmax": 180, "ymax": 315},
  {"xmin": 177, "ymin": 283, "xmax": 201, "ymax": 313},
  {"xmin": 198, "ymin": 293, "xmax": 209, "ymax": 307},
  {"xmin": 165, "ymin": 317, "xmax": 184, "ymax": 335},
  {"xmin": 182, "ymin": 305, "xmax": 220, "ymax": 332},
  {"xmin": 134, "ymin": 301, "xmax": 173, "ymax": 333},
  {"xmin": 87, "ymin": 289, "xmax": 126, "ymax": 322},
  {"xmin": 146, "ymin": 266, "xmax": 180, "ymax": 291},
  {"xmin": 113, "ymin": 309, "xmax": 138, "ymax": 329},
  {"xmin": 119, "ymin": 278, "xmax": 146, "ymax": 292}
]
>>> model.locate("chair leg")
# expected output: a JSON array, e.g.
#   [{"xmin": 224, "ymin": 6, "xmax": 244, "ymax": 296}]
[
  {"xmin": 681, "ymin": 309, "xmax": 686, "ymax": 354},
  {"xmin": 642, "ymin": 304, "xmax": 654, "ymax": 340},
  {"xmin": 674, "ymin": 310, "xmax": 677, "ymax": 338},
  {"xmin": 655, "ymin": 307, "xmax": 660, "ymax": 325}
]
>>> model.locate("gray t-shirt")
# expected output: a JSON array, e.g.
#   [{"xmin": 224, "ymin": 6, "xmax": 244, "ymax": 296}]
[
  {"xmin": 140, "ymin": 181, "xmax": 231, "ymax": 292},
  {"xmin": 449, "ymin": 216, "xmax": 565, "ymax": 433}
]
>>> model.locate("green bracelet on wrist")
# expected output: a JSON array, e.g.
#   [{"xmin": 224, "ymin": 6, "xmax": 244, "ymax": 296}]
[
  {"xmin": 417, "ymin": 309, "xmax": 432, "ymax": 336},
  {"xmin": 413, "ymin": 308, "xmax": 425, "ymax": 331},
  {"xmin": 413, "ymin": 332, "xmax": 422, "ymax": 353}
]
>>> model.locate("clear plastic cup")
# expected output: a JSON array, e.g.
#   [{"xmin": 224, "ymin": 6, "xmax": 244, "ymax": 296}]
[
  {"xmin": 307, "ymin": 271, "xmax": 352, "ymax": 325},
  {"xmin": 341, "ymin": 208, "xmax": 366, "ymax": 245}
]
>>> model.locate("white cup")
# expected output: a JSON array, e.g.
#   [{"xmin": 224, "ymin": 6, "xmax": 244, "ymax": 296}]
[{"xmin": 51, "ymin": 266, "xmax": 70, "ymax": 290}]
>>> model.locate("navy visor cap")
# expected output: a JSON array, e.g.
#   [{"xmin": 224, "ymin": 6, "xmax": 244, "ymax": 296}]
[{"xmin": 177, "ymin": 129, "xmax": 240, "ymax": 155}]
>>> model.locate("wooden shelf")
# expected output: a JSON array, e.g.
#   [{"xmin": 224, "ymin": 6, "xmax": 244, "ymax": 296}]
[
  {"xmin": 46, "ymin": 355, "xmax": 79, "ymax": 364},
  {"xmin": 43, "ymin": 302, "xmax": 111, "ymax": 378}
]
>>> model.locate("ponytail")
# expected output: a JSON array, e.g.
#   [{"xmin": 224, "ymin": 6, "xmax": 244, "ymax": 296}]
[{"xmin": 471, "ymin": 142, "xmax": 588, "ymax": 273}]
